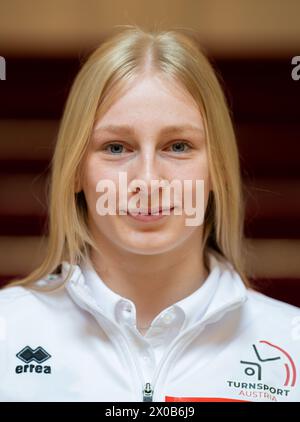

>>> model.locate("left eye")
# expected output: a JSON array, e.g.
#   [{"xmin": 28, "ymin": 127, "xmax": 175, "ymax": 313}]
[{"xmin": 168, "ymin": 142, "xmax": 191, "ymax": 153}]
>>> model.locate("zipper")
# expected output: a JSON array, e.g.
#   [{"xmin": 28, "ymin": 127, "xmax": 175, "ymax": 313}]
[{"xmin": 143, "ymin": 382, "xmax": 153, "ymax": 402}]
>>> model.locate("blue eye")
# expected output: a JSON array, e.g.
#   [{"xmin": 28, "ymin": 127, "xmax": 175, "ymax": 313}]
[
  {"xmin": 169, "ymin": 142, "xmax": 191, "ymax": 153},
  {"xmin": 105, "ymin": 143, "xmax": 126, "ymax": 154}
]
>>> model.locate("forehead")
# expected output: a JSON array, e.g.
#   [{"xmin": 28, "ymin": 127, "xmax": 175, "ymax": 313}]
[
  {"xmin": 94, "ymin": 74, "xmax": 205, "ymax": 134},
  {"xmin": 93, "ymin": 123, "xmax": 205, "ymax": 139}
]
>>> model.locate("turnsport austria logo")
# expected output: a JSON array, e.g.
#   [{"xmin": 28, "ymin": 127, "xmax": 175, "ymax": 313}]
[{"xmin": 227, "ymin": 340, "xmax": 297, "ymax": 401}]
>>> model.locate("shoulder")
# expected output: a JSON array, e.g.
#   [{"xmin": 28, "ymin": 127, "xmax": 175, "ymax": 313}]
[
  {"xmin": 0, "ymin": 284, "xmax": 32, "ymax": 305},
  {"xmin": 0, "ymin": 273, "xmax": 68, "ymax": 313},
  {"xmin": 243, "ymin": 288, "xmax": 300, "ymax": 334},
  {"xmin": 246, "ymin": 288, "xmax": 300, "ymax": 316}
]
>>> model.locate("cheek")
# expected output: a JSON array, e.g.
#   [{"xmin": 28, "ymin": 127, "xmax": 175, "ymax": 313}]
[
  {"xmin": 177, "ymin": 161, "xmax": 210, "ymax": 214},
  {"xmin": 82, "ymin": 158, "xmax": 118, "ymax": 199},
  {"xmin": 177, "ymin": 161, "xmax": 210, "ymax": 191}
]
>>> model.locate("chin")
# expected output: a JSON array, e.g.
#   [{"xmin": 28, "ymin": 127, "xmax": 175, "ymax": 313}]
[
  {"xmin": 119, "ymin": 237, "xmax": 179, "ymax": 256},
  {"xmin": 124, "ymin": 246, "xmax": 176, "ymax": 256}
]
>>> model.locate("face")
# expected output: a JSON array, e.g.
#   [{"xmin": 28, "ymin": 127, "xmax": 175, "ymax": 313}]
[{"xmin": 81, "ymin": 74, "xmax": 211, "ymax": 255}]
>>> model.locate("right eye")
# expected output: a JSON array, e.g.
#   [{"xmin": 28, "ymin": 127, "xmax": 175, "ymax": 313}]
[{"xmin": 103, "ymin": 143, "xmax": 129, "ymax": 154}]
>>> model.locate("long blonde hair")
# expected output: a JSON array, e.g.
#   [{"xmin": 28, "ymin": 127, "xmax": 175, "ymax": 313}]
[{"xmin": 5, "ymin": 24, "xmax": 249, "ymax": 290}]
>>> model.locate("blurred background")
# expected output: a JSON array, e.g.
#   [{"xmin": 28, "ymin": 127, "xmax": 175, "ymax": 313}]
[{"xmin": 0, "ymin": 0, "xmax": 299, "ymax": 305}]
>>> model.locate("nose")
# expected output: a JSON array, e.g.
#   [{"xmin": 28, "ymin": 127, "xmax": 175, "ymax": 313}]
[{"xmin": 129, "ymin": 147, "xmax": 164, "ymax": 201}]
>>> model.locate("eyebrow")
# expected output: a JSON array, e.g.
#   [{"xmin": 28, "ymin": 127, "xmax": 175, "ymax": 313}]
[{"xmin": 93, "ymin": 123, "xmax": 204, "ymax": 136}]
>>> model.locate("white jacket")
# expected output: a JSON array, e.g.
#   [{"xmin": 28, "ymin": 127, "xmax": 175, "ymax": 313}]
[{"xmin": 0, "ymin": 252, "xmax": 300, "ymax": 402}]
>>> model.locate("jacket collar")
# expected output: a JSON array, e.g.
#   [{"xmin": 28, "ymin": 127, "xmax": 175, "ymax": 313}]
[{"xmin": 63, "ymin": 252, "xmax": 248, "ymax": 330}]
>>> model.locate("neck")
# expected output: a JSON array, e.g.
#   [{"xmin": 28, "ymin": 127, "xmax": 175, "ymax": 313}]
[{"xmin": 89, "ymin": 230, "xmax": 209, "ymax": 330}]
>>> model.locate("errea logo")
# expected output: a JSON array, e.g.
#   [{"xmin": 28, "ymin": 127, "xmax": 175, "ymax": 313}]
[{"xmin": 15, "ymin": 346, "xmax": 52, "ymax": 374}]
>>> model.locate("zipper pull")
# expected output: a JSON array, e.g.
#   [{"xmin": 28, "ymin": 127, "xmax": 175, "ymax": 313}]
[{"xmin": 143, "ymin": 382, "xmax": 153, "ymax": 401}]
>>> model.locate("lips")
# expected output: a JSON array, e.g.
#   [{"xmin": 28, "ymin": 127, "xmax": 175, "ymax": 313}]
[{"xmin": 128, "ymin": 206, "xmax": 174, "ymax": 216}]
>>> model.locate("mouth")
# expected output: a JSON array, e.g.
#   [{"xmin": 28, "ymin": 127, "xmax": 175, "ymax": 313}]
[
  {"xmin": 128, "ymin": 206, "xmax": 175, "ymax": 216},
  {"xmin": 126, "ymin": 206, "xmax": 175, "ymax": 222}
]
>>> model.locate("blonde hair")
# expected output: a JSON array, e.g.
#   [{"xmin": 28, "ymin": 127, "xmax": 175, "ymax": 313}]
[{"xmin": 5, "ymin": 24, "xmax": 249, "ymax": 290}]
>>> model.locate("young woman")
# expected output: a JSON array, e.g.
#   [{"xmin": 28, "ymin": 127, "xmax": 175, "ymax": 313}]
[{"xmin": 0, "ymin": 26, "xmax": 299, "ymax": 402}]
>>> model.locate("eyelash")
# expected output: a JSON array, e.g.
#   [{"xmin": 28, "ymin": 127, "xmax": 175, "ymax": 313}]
[{"xmin": 102, "ymin": 141, "xmax": 192, "ymax": 155}]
